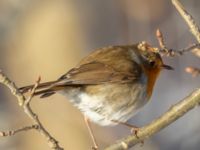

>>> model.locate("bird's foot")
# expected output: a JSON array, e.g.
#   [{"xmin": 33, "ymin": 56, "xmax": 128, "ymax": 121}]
[
  {"xmin": 130, "ymin": 126, "xmax": 140, "ymax": 138},
  {"xmin": 111, "ymin": 120, "xmax": 144, "ymax": 145},
  {"xmin": 130, "ymin": 127, "xmax": 144, "ymax": 146}
]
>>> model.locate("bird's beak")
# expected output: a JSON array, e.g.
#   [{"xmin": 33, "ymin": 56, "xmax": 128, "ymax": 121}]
[{"xmin": 162, "ymin": 64, "xmax": 174, "ymax": 70}]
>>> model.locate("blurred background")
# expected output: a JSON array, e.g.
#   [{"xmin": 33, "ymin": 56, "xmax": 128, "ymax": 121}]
[{"xmin": 0, "ymin": 0, "xmax": 200, "ymax": 150}]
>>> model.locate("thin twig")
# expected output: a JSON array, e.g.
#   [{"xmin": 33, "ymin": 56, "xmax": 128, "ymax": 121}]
[
  {"xmin": 0, "ymin": 125, "xmax": 38, "ymax": 137},
  {"xmin": 172, "ymin": 0, "xmax": 200, "ymax": 57},
  {"xmin": 0, "ymin": 70, "xmax": 25, "ymax": 106},
  {"xmin": 25, "ymin": 76, "xmax": 41, "ymax": 104},
  {"xmin": 156, "ymin": 29, "xmax": 167, "ymax": 50},
  {"xmin": 104, "ymin": 88, "xmax": 200, "ymax": 150},
  {"xmin": 172, "ymin": 0, "xmax": 200, "ymax": 77},
  {"xmin": 156, "ymin": 29, "xmax": 200, "ymax": 57},
  {"xmin": 23, "ymin": 77, "xmax": 63, "ymax": 150},
  {"xmin": 0, "ymin": 71, "xmax": 64, "ymax": 150}
]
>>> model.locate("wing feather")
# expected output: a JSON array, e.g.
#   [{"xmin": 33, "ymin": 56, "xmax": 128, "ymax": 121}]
[{"xmin": 53, "ymin": 61, "xmax": 139, "ymax": 86}]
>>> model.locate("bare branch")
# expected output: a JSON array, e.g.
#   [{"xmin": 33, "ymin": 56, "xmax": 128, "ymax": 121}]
[
  {"xmin": 172, "ymin": 0, "xmax": 200, "ymax": 57},
  {"xmin": 0, "ymin": 125, "xmax": 38, "ymax": 137},
  {"xmin": 155, "ymin": 29, "xmax": 200, "ymax": 57},
  {"xmin": 0, "ymin": 70, "xmax": 25, "ymax": 106},
  {"xmin": 104, "ymin": 88, "xmax": 200, "ymax": 150},
  {"xmin": 0, "ymin": 71, "xmax": 64, "ymax": 150},
  {"xmin": 156, "ymin": 29, "xmax": 167, "ymax": 50},
  {"xmin": 25, "ymin": 76, "xmax": 41, "ymax": 104}
]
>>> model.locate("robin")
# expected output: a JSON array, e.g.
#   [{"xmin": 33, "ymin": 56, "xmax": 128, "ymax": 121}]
[{"xmin": 20, "ymin": 41, "xmax": 173, "ymax": 149}]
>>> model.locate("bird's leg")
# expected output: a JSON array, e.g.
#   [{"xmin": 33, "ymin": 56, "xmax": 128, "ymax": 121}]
[
  {"xmin": 111, "ymin": 120, "xmax": 140, "ymax": 138},
  {"xmin": 84, "ymin": 116, "xmax": 98, "ymax": 150}
]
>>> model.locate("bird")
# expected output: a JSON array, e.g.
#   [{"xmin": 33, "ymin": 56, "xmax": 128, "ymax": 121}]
[{"xmin": 19, "ymin": 41, "xmax": 173, "ymax": 149}]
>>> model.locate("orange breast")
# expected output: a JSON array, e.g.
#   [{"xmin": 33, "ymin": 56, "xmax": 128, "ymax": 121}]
[{"xmin": 142, "ymin": 67, "xmax": 161, "ymax": 99}]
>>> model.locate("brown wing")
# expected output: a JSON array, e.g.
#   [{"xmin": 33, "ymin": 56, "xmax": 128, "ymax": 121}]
[
  {"xmin": 54, "ymin": 61, "xmax": 139, "ymax": 86},
  {"xmin": 21, "ymin": 61, "xmax": 141, "ymax": 98}
]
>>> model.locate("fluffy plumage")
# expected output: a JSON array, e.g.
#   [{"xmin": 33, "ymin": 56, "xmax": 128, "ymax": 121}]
[{"xmin": 20, "ymin": 43, "xmax": 167, "ymax": 126}]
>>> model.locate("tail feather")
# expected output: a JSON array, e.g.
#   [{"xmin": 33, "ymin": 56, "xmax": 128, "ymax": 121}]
[
  {"xmin": 34, "ymin": 89, "xmax": 56, "ymax": 98},
  {"xmin": 19, "ymin": 81, "xmax": 57, "ymax": 98},
  {"xmin": 19, "ymin": 81, "xmax": 56, "ymax": 94},
  {"xmin": 20, "ymin": 81, "xmax": 76, "ymax": 98}
]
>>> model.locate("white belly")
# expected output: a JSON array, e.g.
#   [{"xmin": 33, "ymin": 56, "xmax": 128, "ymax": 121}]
[{"xmin": 67, "ymin": 83, "xmax": 148, "ymax": 126}]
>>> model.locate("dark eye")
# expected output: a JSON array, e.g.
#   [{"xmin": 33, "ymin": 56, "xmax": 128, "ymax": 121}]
[{"xmin": 149, "ymin": 61, "xmax": 155, "ymax": 67}]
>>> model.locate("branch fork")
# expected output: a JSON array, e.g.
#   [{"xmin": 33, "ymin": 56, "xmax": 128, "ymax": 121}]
[{"xmin": 0, "ymin": 71, "xmax": 63, "ymax": 150}]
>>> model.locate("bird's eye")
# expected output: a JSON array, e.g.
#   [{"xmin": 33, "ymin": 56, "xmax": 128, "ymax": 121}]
[{"xmin": 149, "ymin": 61, "xmax": 156, "ymax": 67}]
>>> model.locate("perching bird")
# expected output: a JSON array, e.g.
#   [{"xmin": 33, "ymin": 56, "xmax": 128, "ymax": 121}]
[{"xmin": 20, "ymin": 42, "xmax": 172, "ymax": 149}]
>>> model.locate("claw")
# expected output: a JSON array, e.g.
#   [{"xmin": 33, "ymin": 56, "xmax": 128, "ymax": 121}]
[
  {"xmin": 130, "ymin": 128, "xmax": 144, "ymax": 146},
  {"xmin": 111, "ymin": 120, "xmax": 144, "ymax": 146},
  {"xmin": 130, "ymin": 127, "xmax": 140, "ymax": 138}
]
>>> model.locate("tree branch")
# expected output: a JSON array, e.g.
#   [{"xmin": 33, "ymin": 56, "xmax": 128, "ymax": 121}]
[
  {"xmin": 156, "ymin": 29, "xmax": 200, "ymax": 57},
  {"xmin": 0, "ymin": 70, "xmax": 25, "ymax": 106},
  {"xmin": 172, "ymin": 0, "xmax": 200, "ymax": 57},
  {"xmin": 104, "ymin": 88, "xmax": 200, "ymax": 150},
  {"xmin": 172, "ymin": 0, "xmax": 200, "ymax": 77},
  {"xmin": 0, "ymin": 125, "xmax": 38, "ymax": 137},
  {"xmin": 0, "ymin": 71, "xmax": 64, "ymax": 150}
]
